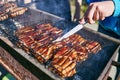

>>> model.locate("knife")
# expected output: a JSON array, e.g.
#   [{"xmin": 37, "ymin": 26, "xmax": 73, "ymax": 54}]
[{"xmin": 53, "ymin": 23, "xmax": 86, "ymax": 42}]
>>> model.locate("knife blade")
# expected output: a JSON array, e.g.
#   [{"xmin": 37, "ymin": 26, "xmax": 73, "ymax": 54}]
[{"xmin": 53, "ymin": 23, "xmax": 85, "ymax": 42}]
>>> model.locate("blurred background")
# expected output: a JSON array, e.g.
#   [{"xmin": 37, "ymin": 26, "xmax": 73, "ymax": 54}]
[
  {"xmin": 70, "ymin": 0, "xmax": 87, "ymax": 19},
  {"xmin": 70, "ymin": 0, "xmax": 98, "ymax": 31}
]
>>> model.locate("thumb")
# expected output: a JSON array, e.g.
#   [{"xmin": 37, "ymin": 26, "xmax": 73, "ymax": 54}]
[{"xmin": 79, "ymin": 17, "xmax": 86, "ymax": 24}]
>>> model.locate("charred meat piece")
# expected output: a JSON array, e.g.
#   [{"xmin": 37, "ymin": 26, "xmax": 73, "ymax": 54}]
[
  {"xmin": 74, "ymin": 46, "xmax": 88, "ymax": 62},
  {"xmin": 35, "ymin": 24, "xmax": 53, "ymax": 30},
  {"xmin": 41, "ymin": 45, "xmax": 55, "ymax": 60},
  {"xmin": 3, "ymin": 2, "xmax": 17, "ymax": 12},
  {"xmin": 9, "ymin": 7, "xmax": 28, "ymax": 17},
  {"xmin": 15, "ymin": 23, "xmax": 102, "ymax": 78},
  {"xmin": 85, "ymin": 41, "xmax": 101, "ymax": 53},
  {"xmin": 51, "ymin": 56, "xmax": 76, "ymax": 78},
  {"xmin": 19, "ymin": 36, "xmax": 35, "ymax": 47},
  {"xmin": 16, "ymin": 27, "xmax": 34, "ymax": 36},
  {"xmin": 53, "ymin": 46, "xmax": 69, "ymax": 59},
  {"xmin": 60, "ymin": 62, "xmax": 76, "ymax": 76},
  {"xmin": 81, "ymin": 41, "xmax": 102, "ymax": 53},
  {"xmin": 33, "ymin": 53, "xmax": 45, "ymax": 63},
  {"xmin": 0, "ymin": 13, "xmax": 8, "ymax": 21},
  {"xmin": 50, "ymin": 48, "xmax": 78, "ymax": 77},
  {"xmin": 35, "ymin": 24, "xmax": 63, "ymax": 39},
  {"xmin": 32, "ymin": 45, "xmax": 57, "ymax": 63},
  {"xmin": 68, "ymin": 34, "xmax": 86, "ymax": 46},
  {"xmin": 0, "ymin": 2, "xmax": 27, "ymax": 21}
]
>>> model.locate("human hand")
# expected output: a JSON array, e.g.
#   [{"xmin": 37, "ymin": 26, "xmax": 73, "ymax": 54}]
[{"xmin": 80, "ymin": 1, "xmax": 114, "ymax": 24}]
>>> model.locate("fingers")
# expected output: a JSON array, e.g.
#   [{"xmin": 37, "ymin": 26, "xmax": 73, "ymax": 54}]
[
  {"xmin": 99, "ymin": 11, "xmax": 105, "ymax": 20},
  {"xmin": 85, "ymin": 3, "xmax": 96, "ymax": 24},
  {"xmin": 93, "ymin": 10, "xmax": 99, "ymax": 21},
  {"xmin": 80, "ymin": 2, "xmax": 105, "ymax": 24},
  {"xmin": 80, "ymin": 3, "xmax": 96, "ymax": 24},
  {"xmin": 79, "ymin": 17, "xmax": 86, "ymax": 24},
  {"xmin": 80, "ymin": 1, "xmax": 114, "ymax": 24}
]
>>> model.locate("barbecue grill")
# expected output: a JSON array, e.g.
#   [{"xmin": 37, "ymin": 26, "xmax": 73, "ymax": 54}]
[
  {"xmin": 0, "ymin": 7, "xmax": 120, "ymax": 80},
  {"xmin": 0, "ymin": 46, "xmax": 38, "ymax": 80}
]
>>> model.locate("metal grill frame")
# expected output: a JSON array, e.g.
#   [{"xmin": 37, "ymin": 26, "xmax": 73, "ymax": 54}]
[{"xmin": 0, "ymin": 8, "xmax": 120, "ymax": 80}]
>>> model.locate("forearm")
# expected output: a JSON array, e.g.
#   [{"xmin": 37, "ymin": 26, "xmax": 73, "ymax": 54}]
[{"xmin": 112, "ymin": 0, "xmax": 120, "ymax": 17}]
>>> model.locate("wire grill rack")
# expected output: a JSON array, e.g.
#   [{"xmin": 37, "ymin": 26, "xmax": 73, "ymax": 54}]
[{"xmin": 0, "ymin": 8, "xmax": 120, "ymax": 80}]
